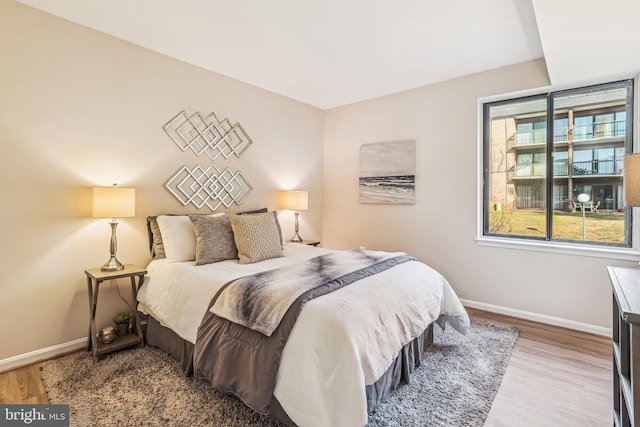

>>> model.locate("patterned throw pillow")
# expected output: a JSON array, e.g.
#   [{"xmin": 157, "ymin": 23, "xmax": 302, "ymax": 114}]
[
  {"xmin": 189, "ymin": 215, "xmax": 238, "ymax": 265},
  {"xmin": 229, "ymin": 211, "xmax": 284, "ymax": 264}
]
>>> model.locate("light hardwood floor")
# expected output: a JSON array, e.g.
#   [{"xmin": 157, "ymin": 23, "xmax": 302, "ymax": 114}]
[
  {"xmin": 470, "ymin": 308, "xmax": 612, "ymax": 427},
  {"xmin": 0, "ymin": 363, "xmax": 47, "ymax": 405},
  {"xmin": 0, "ymin": 309, "xmax": 612, "ymax": 426}
]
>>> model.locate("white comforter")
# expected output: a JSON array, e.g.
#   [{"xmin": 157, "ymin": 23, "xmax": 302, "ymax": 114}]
[{"xmin": 137, "ymin": 243, "xmax": 469, "ymax": 427}]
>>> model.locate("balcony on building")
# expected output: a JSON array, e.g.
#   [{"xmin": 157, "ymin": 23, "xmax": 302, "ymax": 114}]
[
  {"xmin": 513, "ymin": 118, "xmax": 626, "ymax": 148},
  {"xmin": 512, "ymin": 117, "xmax": 626, "ymax": 180}
]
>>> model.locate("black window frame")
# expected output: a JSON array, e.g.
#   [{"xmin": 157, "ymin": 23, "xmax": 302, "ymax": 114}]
[{"xmin": 482, "ymin": 79, "xmax": 634, "ymax": 248}]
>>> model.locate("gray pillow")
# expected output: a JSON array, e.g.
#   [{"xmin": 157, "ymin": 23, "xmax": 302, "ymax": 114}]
[
  {"xmin": 189, "ymin": 215, "xmax": 238, "ymax": 265},
  {"xmin": 148, "ymin": 217, "xmax": 166, "ymax": 260},
  {"xmin": 229, "ymin": 211, "xmax": 284, "ymax": 264}
]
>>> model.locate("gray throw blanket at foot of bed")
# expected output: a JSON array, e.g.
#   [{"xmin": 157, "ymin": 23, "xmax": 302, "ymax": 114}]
[
  {"xmin": 211, "ymin": 249, "xmax": 410, "ymax": 336},
  {"xmin": 193, "ymin": 251, "xmax": 414, "ymax": 418}
]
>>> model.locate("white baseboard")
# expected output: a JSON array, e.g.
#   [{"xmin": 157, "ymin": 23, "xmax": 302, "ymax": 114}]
[
  {"xmin": 0, "ymin": 338, "xmax": 86, "ymax": 373},
  {"xmin": 461, "ymin": 298, "xmax": 612, "ymax": 337}
]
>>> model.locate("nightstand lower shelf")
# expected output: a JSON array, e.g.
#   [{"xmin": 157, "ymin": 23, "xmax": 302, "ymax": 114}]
[{"xmin": 95, "ymin": 333, "xmax": 142, "ymax": 357}]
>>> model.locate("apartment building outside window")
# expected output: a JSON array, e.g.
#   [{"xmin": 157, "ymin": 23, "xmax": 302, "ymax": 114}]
[{"xmin": 483, "ymin": 80, "xmax": 633, "ymax": 247}]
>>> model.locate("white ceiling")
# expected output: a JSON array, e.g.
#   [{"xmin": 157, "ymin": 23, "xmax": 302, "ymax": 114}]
[{"xmin": 15, "ymin": 0, "xmax": 640, "ymax": 109}]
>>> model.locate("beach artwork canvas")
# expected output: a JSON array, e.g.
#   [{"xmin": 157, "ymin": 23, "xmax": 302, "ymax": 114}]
[{"xmin": 359, "ymin": 140, "xmax": 415, "ymax": 204}]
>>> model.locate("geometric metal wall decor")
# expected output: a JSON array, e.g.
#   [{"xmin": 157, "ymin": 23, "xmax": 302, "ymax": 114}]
[
  {"xmin": 165, "ymin": 163, "xmax": 253, "ymax": 211},
  {"xmin": 162, "ymin": 109, "xmax": 254, "ymax": 211},
  {"xmin": 163, "ymin": 110, "xmax": 253, "ymax": 161}
]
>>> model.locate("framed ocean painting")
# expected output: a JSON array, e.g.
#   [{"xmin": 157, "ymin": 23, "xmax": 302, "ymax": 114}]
[{"xmin": 359, "ymin": 140, "xmax": 415, "ymax": 204}]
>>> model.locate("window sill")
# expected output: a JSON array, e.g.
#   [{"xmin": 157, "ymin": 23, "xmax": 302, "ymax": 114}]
[{"xmin": 476, "ymin": 235, "xmax": 640, "ymax": 261}]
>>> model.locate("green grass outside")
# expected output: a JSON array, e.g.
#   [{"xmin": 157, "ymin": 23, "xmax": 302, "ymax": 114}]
[{"xmin": 489, "ymin": 209, "xmax": 625, "ymax": 243}]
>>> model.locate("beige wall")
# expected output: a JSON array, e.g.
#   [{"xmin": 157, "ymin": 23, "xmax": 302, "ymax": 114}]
[
  {"xmin": 0, "ymin": 1, "xmax": 323, "ymax": 363},
  {"xmin": 322, "ymin": 59, "xmax": 637, "ymax": 331}
]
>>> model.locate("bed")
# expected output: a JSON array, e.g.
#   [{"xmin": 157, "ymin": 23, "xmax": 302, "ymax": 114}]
[{"xmin": 137, "ymin": 211, "xmax": 469, "ymax": 427}]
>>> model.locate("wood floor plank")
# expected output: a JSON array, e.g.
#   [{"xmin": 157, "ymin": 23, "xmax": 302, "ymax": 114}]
[
  {"xmin": 468, "ymin": 308, "xmax": 612, "ymax": 427},
  {"xmin": 0, "ymin": 309, "xmax": 613, "ymax": 426},
  {"xmin": 0, "ymin": 364, "xmax": 47, "ymax": 404}
]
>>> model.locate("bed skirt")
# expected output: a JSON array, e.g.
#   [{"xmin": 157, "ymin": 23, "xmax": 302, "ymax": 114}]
[{"xmin": 146, "ymin": 315, "xmax": 434, "ymax": 425}]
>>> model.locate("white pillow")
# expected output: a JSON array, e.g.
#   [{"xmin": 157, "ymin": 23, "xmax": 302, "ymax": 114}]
[{"xmin": 156, "ymin": 213, "xmax": 224, "ymax": 262}]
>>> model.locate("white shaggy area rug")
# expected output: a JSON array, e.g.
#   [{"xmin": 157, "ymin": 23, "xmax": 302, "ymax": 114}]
[{"xmin": 41, "ymin": 319, "xmax": 517, "ymax": 426}]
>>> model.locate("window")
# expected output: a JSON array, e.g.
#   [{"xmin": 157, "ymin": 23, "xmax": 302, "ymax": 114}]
[
  {"xmin": 516, "ymin": 120, "xmax": 546, "ymax": 145},
  {"xmin": 515, "ymin": 153, "xmax": 545, "ymax": 177},
  {"xmin": 483, "ymin": 80, "xmax": 633, "ymax": 247},
  {"xmin": 554, "ymin": 118, "xmax": 569, "ymax": 142}
]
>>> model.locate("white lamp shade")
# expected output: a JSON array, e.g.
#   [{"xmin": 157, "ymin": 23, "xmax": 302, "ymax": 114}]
[
  {"xmin": 92, "ymin": 187, "xmax": 136, "ymax": 218},
  {"xmin": 281, "ymin": 190, "xmax": 308, "ymax": 211},
  {"xmin": 625, "ymin": 154, "xmax": 640, "ymax": 207}
]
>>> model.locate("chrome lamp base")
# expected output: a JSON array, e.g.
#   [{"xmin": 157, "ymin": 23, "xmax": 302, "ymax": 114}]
[
  {"xmin": 101, "ymin": 220, "xmax": 125, "ymax": 271},
  {"xmin": 290, "ymin": 212, "xmax": 303, "ymax": 243},
  {"xmin": 101, "ymin": 255, "xmax": 124, "ymax": 271}
]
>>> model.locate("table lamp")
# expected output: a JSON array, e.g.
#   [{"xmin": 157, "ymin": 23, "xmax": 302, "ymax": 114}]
[
  {"xmin": 92, "ymin": 184, "xmax": 136, "ymax": 271},
  {"xmin": 282, "ymin": 190, "xmax": 308, "ymax": 243}
]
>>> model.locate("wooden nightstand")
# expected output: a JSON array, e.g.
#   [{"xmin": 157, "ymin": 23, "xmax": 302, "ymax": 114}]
[
  {"xmin": 85, "ymin": 264, "xmax": 146, "ymax": 362},
  {"xmin": 301, "ymin": 240, "xmax": 320, "ymax": 246}
]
